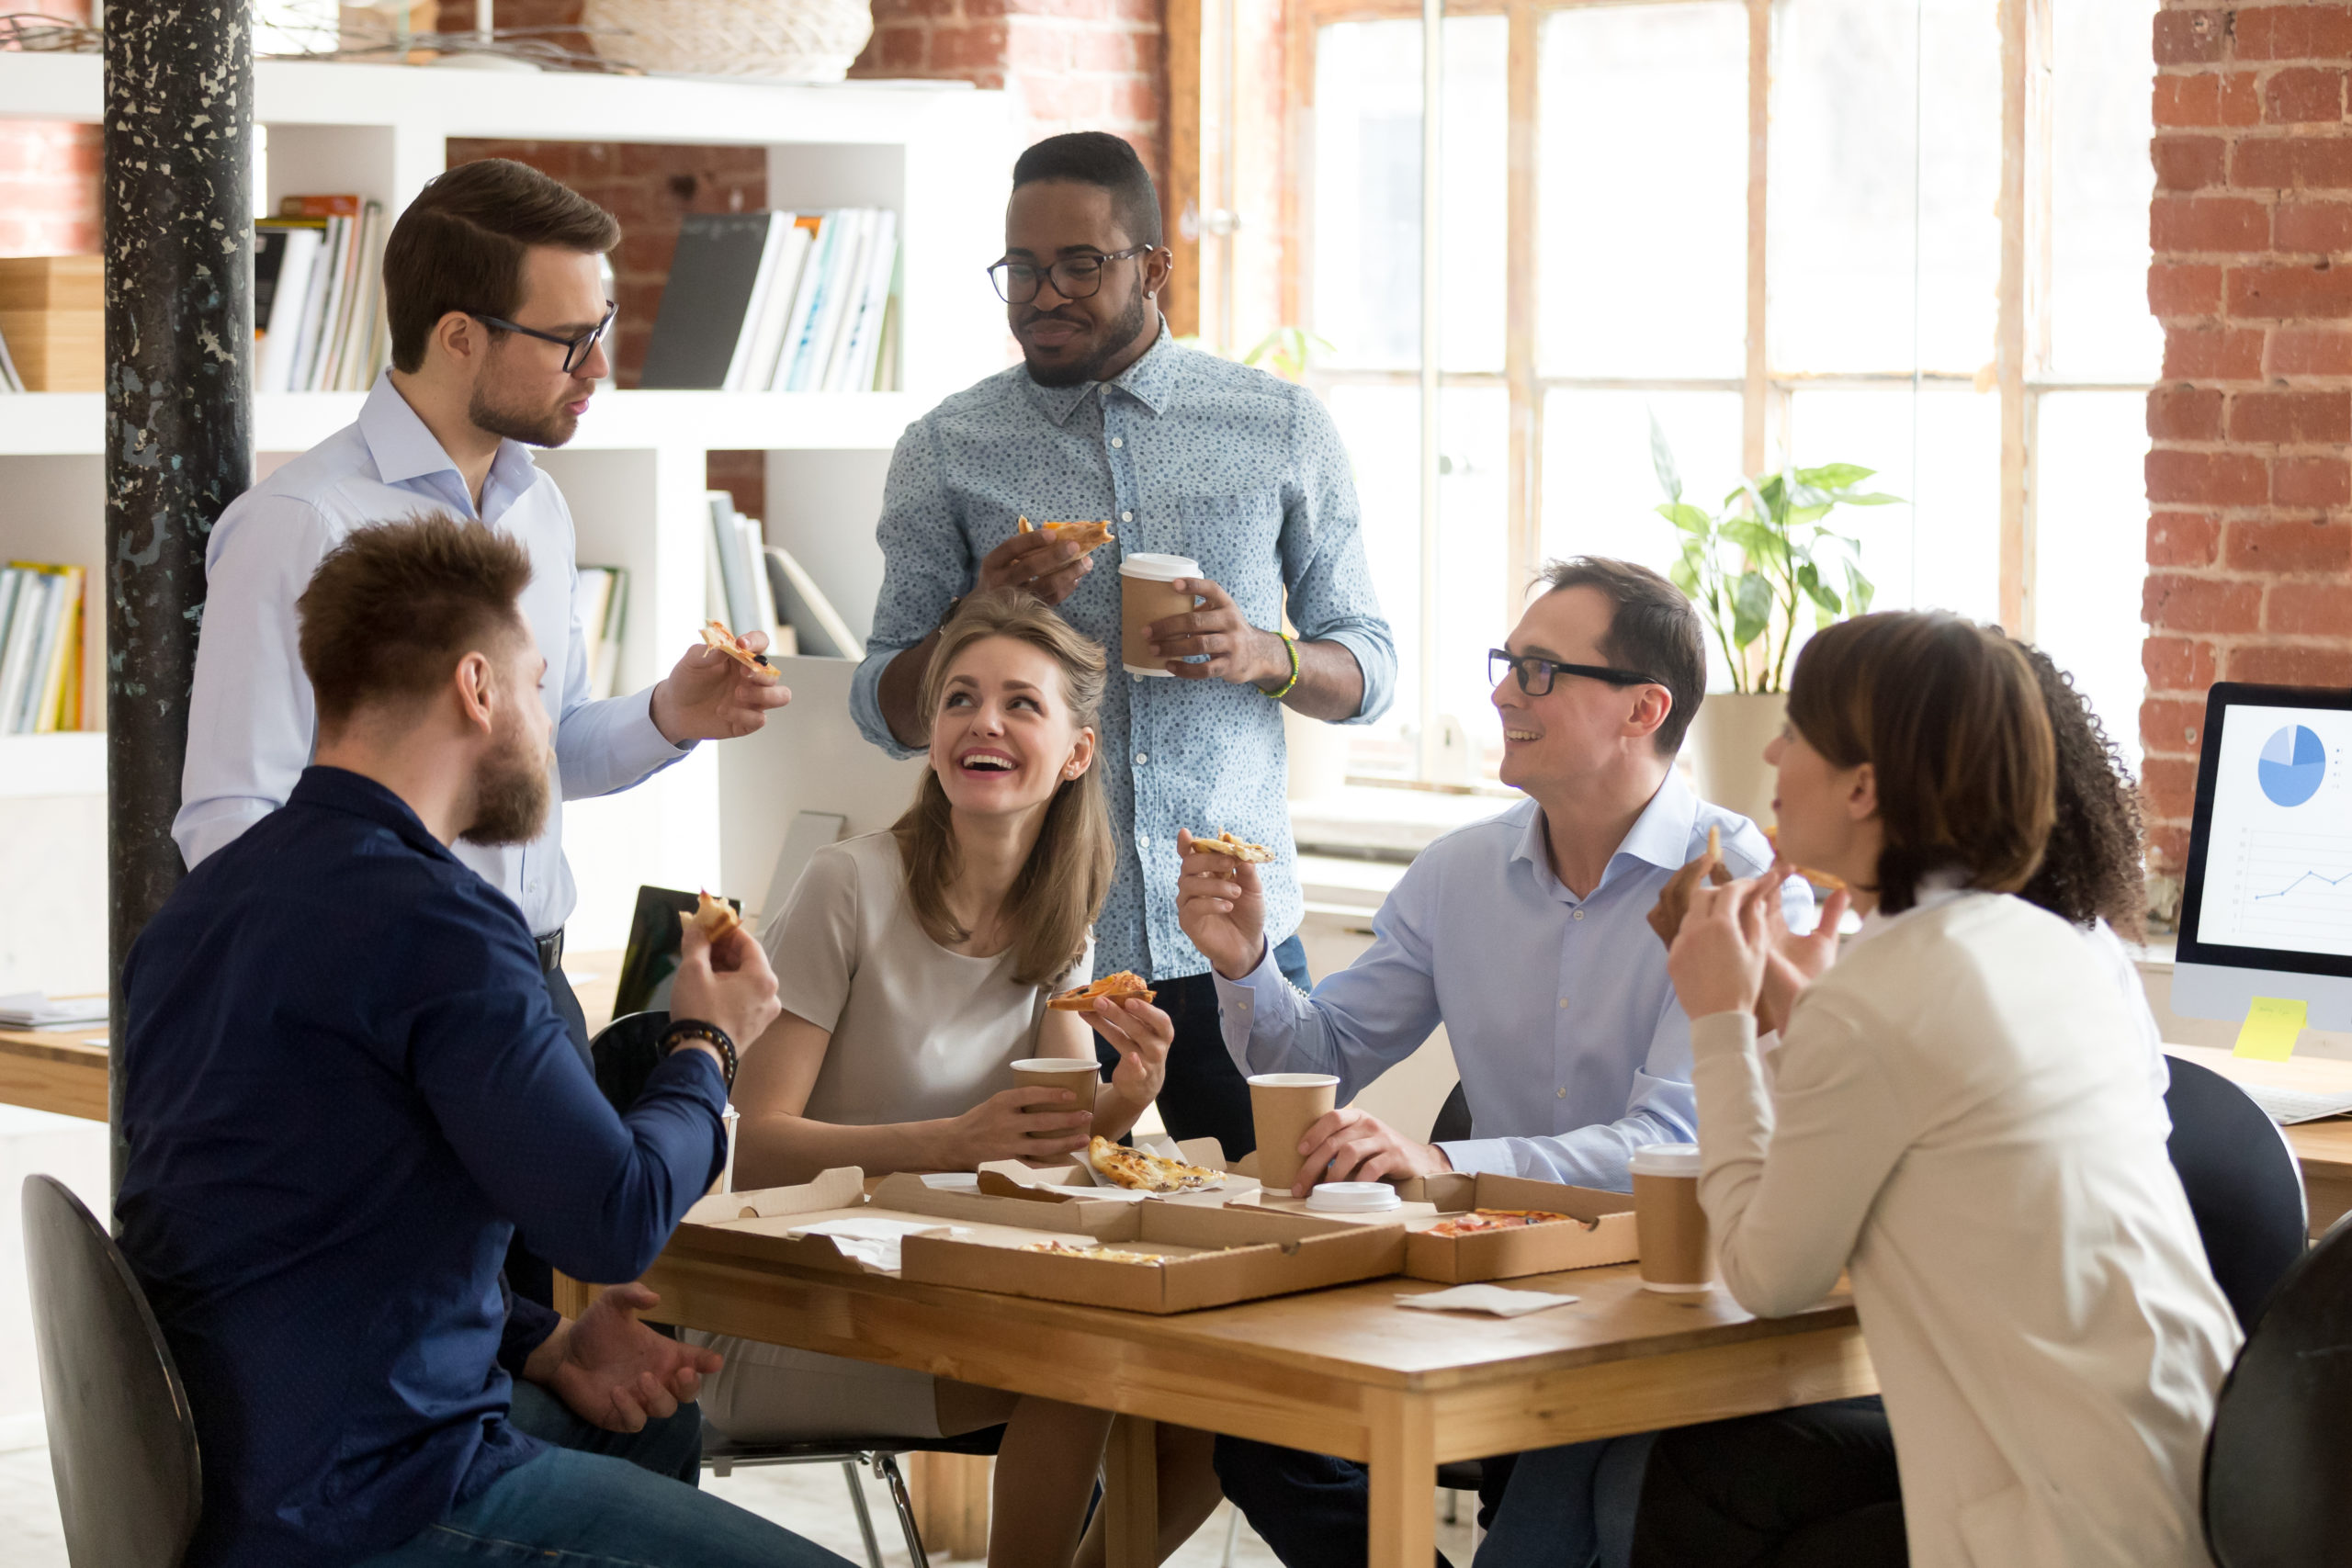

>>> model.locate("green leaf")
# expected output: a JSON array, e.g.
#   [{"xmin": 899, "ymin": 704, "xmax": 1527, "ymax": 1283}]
[
  {"xmin": 1668, "ymin": 556, "xmax": 1701, "ymax": 597},
  {"xmin": 1722, "ymin": 517, "xmax": 1783, "ymax": 563},
  {"xmin": 1844, "ymin": 559, "xmax": 1876, "ymax": 615},
  {"xmin": 1796, "ymin": 560, "xmax": 1841, "ymax": 615},
  {"xmin": 1731, "ymin": 571, "xmax": 1773, "ymax": 649},
  {"xmin": 1837, "ymin": 491, "xmax": 1905, "ymax": 507},
  {"xmin": 1794, "ymin": 462, "xmax": 1875, "ymax": 491},
  {"xmin": 1648, "ymin": 409, "xmax": 1683, "ymax": 503},
  {"xmin": 1657, "ymin": 502, "xmax": 1713, "ymax": 535},
  {"xmin": 1783, "ymin": 502, "xmax": 1833, "ymax": 528}
]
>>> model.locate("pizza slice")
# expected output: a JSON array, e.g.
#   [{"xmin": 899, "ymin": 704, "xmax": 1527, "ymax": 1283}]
[
  {"xmin": 1022, "ymin": 1239, "xmax": 1167, "ymax": 1264},
  {"xmin": 700, "ymin": 619, "xmax": 781, "ymax": 684},
  {"xmin": 1762, "ymin": 827, "xmax": 1848, "ymax": 892},
  {"xmin": 1013, "ymin": 516, "xmax": 1117, "ymax": 553},
  {"xmin": 681, "ymin": 888, "xmax": 741, "ymax": 943},
  {"xmin": 1189, "ymin": 829, "xmax": 1275, "ymax": 864},
  {"xmin": 1046, "ymin": 971, "xmax": 1159, "ymax": 1011},
  {"xmin": 1424, "ymin": 1208, "xmax": 1583, "ymax": 1238},
  {"xmin": 1087, "ymin": 1134, "xmax": 1219, "ymax": 1192}
]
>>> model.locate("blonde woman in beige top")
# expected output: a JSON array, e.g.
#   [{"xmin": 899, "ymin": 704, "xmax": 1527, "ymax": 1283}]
[
  {"xmin": 1660, "ymin": 612, "xmax": 2239, "ymax": 1568},
  {"xmin": 702, "ymin": 592, "xmax": 1220, "ymax": 1568}
]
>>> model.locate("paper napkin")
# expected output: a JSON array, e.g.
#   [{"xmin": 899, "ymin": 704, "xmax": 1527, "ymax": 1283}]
[{"xmin": 1396, "ymin": 1283, "xmax": 1581, "ymax": 1317}]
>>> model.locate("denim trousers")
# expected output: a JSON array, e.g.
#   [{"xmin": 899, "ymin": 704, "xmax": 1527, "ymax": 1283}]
[{"xmin": 351, "ymin": 1382, "xmax": 857, "ymax": 1568}]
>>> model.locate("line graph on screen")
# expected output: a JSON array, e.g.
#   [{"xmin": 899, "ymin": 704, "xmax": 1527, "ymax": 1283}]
[{"xmin": 2233, "ymin": 829, "xmax": 2352, "ymax": 945}]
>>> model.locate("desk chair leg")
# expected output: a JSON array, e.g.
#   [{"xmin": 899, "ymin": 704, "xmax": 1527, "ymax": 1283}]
[
  {"xmin": 1443, "ymin": 1490, "xmax": 1458, "ymax": 1527},
  {"xmin": 877, "ymin": 1453, "xmax": 932, "ymax": 1568},
  {"xmin": 843, "ymin": 1460, "xmax": 885, "ymax": 1568},
  {"xmin": 1220, "ymin": 1506, "xmax": 1240, "ymax": 1568}
]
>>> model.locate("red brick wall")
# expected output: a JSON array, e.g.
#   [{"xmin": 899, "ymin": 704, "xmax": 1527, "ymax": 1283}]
[
  {"xmin": 2144, "ymin": 2, "xmax": 2352, "ymax": 878},
  {"xmin": 0, "ymin": 0, "xmax": 99, "ymax": 258}
]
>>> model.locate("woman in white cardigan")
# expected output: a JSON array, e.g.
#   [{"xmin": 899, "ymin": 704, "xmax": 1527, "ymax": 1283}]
[{"xmin": 1657, "ymin": 612, "xmax": 2240, "ymax": 1568}]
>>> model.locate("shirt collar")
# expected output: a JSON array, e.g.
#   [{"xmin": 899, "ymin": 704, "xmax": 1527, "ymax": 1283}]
[
  {"xmin": 288, "ymin": 764, "xmax": 457, "ymax": 866},
  {"xmin": 1507, "ymin": 771, "xmax": 1697, "ymax": 900},
  {"xmin": 1024, "ymin": 320, "xmax": 1178, "ymax": 426},
  {"xmin": 357, "ymin": 372, "xmax": 541, "ymax": 522},
  {"xmin": 1847, "ymin": 870, "xmax": 1973, "ymax": 951}
]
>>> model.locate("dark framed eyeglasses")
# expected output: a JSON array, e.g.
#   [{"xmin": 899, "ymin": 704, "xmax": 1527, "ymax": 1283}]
[
  {"xmin": 987, "ymin": 245, "xmax": 1154, "ymax": 305},
  {"xmin": 1488, "ymin": 648, "xmax": 1662, "ymax": 697},
  {"xmin": 469, "ymin": 300, "xmax": 616, "ymax": 375}
]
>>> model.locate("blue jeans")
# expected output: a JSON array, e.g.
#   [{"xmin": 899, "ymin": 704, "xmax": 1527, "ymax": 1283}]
[{"xmin": 353, "ymin": 1382, "xmax": 855, "ymax": 1568}]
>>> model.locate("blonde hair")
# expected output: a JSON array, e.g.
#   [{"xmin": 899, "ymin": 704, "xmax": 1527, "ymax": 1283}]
[{"xmin": 891, "ymin": 591, "xmax": 1115, "ymax": 986}]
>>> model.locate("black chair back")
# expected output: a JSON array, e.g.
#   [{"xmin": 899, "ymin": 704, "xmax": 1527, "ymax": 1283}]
[
  {"xmin": 2165, "ymin": 1055, "xmax": 2307, "ymax": 1332},
  {"xmin": 2203, "ymin": 1212, "xmax": 2352, "ymax": 1566},
  {"xmin": 1430, "ymin": 1080, "xmax": 1472, "ymax": 1144},
  {"xmin": 21, "ymin": 1174, "xmax": 202, "ymax": 1568},
  {"xmin": 591, "ymin": 1009, "xmax": 673, "ymax": 1115}
]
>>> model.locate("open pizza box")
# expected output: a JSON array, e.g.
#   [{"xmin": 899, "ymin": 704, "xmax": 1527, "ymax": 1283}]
[
  {"xmin": 973, "ymin": 1135, "xmax": 1260, "ymax": 1202},
  {"xmin": 1389, "ymin": 1173, "xmax": 1639, "ymax": 1283}
]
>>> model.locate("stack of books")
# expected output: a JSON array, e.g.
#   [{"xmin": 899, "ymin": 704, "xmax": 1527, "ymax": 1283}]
[
  {"xmin": 256, "ymin": 195, "xmax": 391, "ymax": 393},
  {"xmin": 0, "ymin": 562, "xmax": 87, "ymax": 734},
  {"xmin": 0, "ymin": 256, "xmax": 102, "ymax": 392},
  {"xmin": 573, "ymin": 565, "xmax": 630, "ymax": 701},
  {"xmin": 641, "ymin": 209, "xmax": 900, "ymax": 393}
]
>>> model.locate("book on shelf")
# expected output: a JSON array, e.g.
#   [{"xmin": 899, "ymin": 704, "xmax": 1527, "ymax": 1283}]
[
  {"xmin": 0, "ymin": 562, "xmax": 86, "ymax": 735},
  {"xmin": 0, "ymin": 316, "xmax": 22, "ymax": 393},
  {"xmin": 573, "ymin": 565, "xmax": 630, "ymax": 702},
  {"xmin": 643, "ymin": 209, "xmax": 900, "ymax": 393},
  {"xmin": 255, "ymin": 196, "xmax": 390, "ymax": 394}
]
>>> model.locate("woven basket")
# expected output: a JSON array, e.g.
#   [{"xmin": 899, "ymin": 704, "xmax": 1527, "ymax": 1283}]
[{"xmin": 582, "ymin": 0, "xmax": 874, "ymax": 82}]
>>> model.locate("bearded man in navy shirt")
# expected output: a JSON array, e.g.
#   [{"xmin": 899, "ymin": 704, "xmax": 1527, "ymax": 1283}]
[{"xmin": 117, "ymin": 513, "xmax": 852, "ymax": 1568}]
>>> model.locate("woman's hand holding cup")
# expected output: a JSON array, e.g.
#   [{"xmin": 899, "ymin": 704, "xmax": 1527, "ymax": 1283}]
[
  {"xmin": 938, "ymin": 1086, "xmax": 1094, "ymax": 1168},
  {"xmin": 1175, "ymin": 829, "xmax": 1268, "ymax": 981}
]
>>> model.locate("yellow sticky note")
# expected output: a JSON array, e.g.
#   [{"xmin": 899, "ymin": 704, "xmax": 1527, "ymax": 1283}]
[{"xmin": 2233, "ymin": 996, "xmax": 2309, "ymax": 1062}]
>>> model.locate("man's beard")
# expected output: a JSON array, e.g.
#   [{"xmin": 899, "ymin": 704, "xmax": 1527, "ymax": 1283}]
[
  {"xmin": 1021, "ymin": 287, "xmax": 1151, "ymax": 389},
  {"xmin": 459, "ymin": 718, "xmax": 554, "ymax": 848},
  {"xmin": 469, "ymin": 374, "xmax": 578, "ymax": 449}
]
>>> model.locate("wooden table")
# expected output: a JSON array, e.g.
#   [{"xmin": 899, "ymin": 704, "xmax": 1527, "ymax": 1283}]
[
  {"xmin": 2166, "ymin": 1043, "xmax": 2352, "ymax": 1235},
  {"xmin": 639, "ymin": 1230, "xmax": 1872, "ymax": 1568}
]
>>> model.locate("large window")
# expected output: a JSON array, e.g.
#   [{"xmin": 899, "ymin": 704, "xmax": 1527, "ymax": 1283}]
[{"xmin": 1285, "ymin": 0, "xmax": 2157, "ymax": 782}]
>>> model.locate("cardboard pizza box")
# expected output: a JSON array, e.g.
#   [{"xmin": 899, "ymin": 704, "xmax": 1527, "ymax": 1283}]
[
  {"xmin": 1388, "ymin": 1172, "xmax": 1639, "ymax": 1283},
  {"xmin": 898, "ymin": 1198, "xmax": 1407, "ymax": 1314},
  {"xmin": 679, "ymin": 1167, "xmax": 928, "ymax": 1275}
]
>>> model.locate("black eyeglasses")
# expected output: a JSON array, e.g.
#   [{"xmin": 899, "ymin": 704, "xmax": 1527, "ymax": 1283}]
[
  {"xmin": 469, "ymin": 300, "xmax": 616, "ymax": 375},
  {"xmin": 1488, "ymin": 649, "xmax": 1663, "ymax": 697},
  {"xmin": 987, "ymin": 245, "xmax": 1153, "ymax": 305}
]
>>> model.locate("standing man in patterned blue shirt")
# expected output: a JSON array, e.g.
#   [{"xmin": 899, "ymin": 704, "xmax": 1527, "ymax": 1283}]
[{"xmin": 851, "ymin": 132, "xmax": 1396, "ymax": 1159}]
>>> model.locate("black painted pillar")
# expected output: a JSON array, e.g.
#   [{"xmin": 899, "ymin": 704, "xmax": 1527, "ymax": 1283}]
[{"xmin": 104, "ymin": 0, "xmax": 254, "ymax": 1196}]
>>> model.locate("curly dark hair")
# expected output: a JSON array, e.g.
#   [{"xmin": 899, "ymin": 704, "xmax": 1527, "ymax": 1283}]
[{"xmin": 2014, "ymin": 642, "xmax": 2147, "ymax": 942}]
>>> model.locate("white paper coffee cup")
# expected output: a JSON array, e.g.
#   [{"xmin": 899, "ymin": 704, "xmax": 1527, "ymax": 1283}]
[{"xmin": 1630, "ymin": 1142, "xmax": 1712, "ymax": 1292}]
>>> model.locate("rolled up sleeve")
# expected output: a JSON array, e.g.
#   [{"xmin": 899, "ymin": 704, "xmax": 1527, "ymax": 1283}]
[{"xmin": 1279, "ymin": 388, "xmax": 1396, "ymax": 725}]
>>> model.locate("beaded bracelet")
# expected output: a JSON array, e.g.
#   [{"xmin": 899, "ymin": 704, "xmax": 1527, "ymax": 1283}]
[
  {"xmin": 660, "ymin": 1018, "xmax": 739, "ymax": 1094},
  {"xmin": 1261, "ymin": 630, "xmax": 1301, "ymax": 701}
]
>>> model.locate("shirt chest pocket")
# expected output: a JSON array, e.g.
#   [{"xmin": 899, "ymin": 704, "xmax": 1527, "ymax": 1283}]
[{"xmin": 1128, "ymin": 491, "xmax": 1284, "ymax": 627}]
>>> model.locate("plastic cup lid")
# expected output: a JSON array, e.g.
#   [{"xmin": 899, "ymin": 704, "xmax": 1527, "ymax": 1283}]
[
  {"xmin": 1248, "ymin": 1073, "xmax": 1340, "ymax": 1089},
  {"xmin": 1306, "ymin": 1181, "xmax": 1403, "ymax": 1213},
  {"xmin": 1629, "ymin": 1142, "xmax": 1703, "ymax": 1177},
  {"xmin": 1119, "ymin": 552, "xmax": 1201, "ymax": 581},
  {"xmin": 1011, "ymin": 1058, "xmax": 1097, "ymax": 1074}
]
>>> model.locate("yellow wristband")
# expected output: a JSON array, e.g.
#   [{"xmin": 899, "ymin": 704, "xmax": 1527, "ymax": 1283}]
[{"xmin": 1261, "ymin": 631, "xmax": 1301, "ymax": 700}]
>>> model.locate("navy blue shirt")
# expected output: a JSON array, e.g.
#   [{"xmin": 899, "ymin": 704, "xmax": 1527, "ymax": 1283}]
[{"xmin": 118, "ymin": 766, "xmax": 728, "ymax": 1567}]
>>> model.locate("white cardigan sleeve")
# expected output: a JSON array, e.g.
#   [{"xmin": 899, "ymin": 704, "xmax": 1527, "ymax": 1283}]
[{"xmin": 1689, "ymin": 999, "xmax": 1914, "ymax": 1318}]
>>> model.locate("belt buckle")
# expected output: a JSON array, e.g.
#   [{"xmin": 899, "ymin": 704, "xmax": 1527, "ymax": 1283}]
[{"xmin": 536, "ymin": 929, "xmax": 564, "ymax": 974}]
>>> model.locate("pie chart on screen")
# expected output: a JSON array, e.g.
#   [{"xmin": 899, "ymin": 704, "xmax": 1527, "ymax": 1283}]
[{"xmin": 2258, "ymin": 723, "xmax": 2327, "ymax": 807}]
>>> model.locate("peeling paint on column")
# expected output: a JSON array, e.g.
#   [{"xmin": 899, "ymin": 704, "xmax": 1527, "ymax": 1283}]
[{"xmin": 105, "ymin": 0, "xmax": 254, "ymax": 1195}]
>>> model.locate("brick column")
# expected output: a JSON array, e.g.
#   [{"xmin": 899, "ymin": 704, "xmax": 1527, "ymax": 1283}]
[{"xmin": 2144, "ymin": 3, "xmax": 2352, "ymax": 884}]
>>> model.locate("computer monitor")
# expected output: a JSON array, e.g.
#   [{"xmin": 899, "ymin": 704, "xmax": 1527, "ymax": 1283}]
[{"xmin": 2172, "ymin": 682, "xmax": 2352, "ymax": 1031}]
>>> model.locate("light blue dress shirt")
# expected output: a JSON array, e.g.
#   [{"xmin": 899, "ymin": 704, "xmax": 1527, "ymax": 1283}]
[
  {"xmin": 850, "ymin": 325, "xmax": 1396, "ymax": 981},
  {"xmin": 174, "ymin": 374, "xmax": 690, "ymax": 936},
  {"xmin": 1215, "ymin": 773, "xmax": 1809, "ymax": 1190}
]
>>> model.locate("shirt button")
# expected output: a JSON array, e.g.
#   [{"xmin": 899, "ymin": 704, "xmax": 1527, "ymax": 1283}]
[
  {"xmin": 1556, "ymin": 1088, "xmax": 1566, "ymax": 1100},
  {"xmin": 1138, "ymin": 834, "xmax": 1152, "ymax": 850},
  {"xmin": 1121, "ymin": 511, "xmax": 1134, "ymax": 523},
  {"xmin": 1558, "ymin": 998, "xmax": 1568, "ymax": 1009},
  {"xmin": 1136, "ymin": 751, "xmax": 1148, "ymax": 765},
  {"xmin": 1571, "ymin": 908, "xmax": 1586, "ymax": 921},
  {"xmin": 1111, "ymin": 436, "xmax": 1125, "ymax": 448}
]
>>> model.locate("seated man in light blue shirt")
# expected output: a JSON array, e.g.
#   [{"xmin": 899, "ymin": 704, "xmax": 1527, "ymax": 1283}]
[{"xmin": 1176, "ymin": 556, "xmax": 1805, "ymax": 1568}]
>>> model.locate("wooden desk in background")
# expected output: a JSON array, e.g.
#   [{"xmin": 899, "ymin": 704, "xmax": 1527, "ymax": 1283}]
[{"xmin": 0, "ymin": 1024, "xmax": 107, "ymax": 1122}]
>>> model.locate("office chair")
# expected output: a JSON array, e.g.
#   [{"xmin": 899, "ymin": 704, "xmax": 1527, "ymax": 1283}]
[
  {"xmin": 22, "ymin": 1173, "xmax": 203, "ymax": 1568},
  {"xmin": 2202, "ymin": 1211, "xmax": 2352, "ymax": 1566},
  {"xmin": 2163, "ymin": 1055, "xmax": 2307, "ymax": 1331},
  {"xmin": 590, "ymin": 1010, "xmax": 1004, "ymax": 1568}
]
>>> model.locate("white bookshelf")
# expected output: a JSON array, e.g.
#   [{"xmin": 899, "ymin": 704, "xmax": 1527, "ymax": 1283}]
[{"xmin": 0, "ymin": 51, "xmax": 1013, "ymax": 957}]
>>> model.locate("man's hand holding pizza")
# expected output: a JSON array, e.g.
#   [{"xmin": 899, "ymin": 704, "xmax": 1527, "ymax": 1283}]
[{"xmin": 652, "ymin": 628, "xmax": 793, "ymax": 744}]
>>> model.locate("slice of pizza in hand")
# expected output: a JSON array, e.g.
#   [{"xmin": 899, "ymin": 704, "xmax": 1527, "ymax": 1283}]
[
  {"xmin": 1011, "ymin": 515, "xmax": 1115, "ymax": 553},
  {"xmin": 1087, "ymin": 1134, "xmax": 1219, "ymax": 1193},
  {"xmin": 681, "ymin": 889, "xmax": 741, "ymax": 943},
  {"xmin": 700, "ymin": 619, "xmax": 782, "ymax": 683},
  {"xmin": 1763, "ymin": 827, "xmax": 1848, "ymax": 892},
  {"xmin": 1047, "ymin": 971, "xmax": 1159, "ymax": 1011},
  {"xmin": 1189, "ymin": 829, "xmax": 1275, "ymax": 864}
]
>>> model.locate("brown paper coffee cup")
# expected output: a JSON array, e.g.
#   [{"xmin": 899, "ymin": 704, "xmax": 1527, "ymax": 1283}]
[
  {"xmin": 1009, "ymin": 1057, "xmax": 1100, "ymax": 1137},
  {"xmin": 1631, "ymin": 1143, "xmax": 1712, "ymax": 1292},
  {"xmin": 1249, "ymin": 1073, "xmax": 1340, "ymax": 1190},
  {"xmin": 1119, "ymin": 553, "xmax": 1202, "ymax": 676}
]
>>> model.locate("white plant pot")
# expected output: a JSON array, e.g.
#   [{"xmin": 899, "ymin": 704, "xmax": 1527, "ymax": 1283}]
[{"xmin": 1687, "ymin": 691, "xmax": 1787, "ymax": 832}]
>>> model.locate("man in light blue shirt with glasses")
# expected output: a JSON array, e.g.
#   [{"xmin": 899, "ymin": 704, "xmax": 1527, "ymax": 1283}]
[{"xmin": 1177, "ymin": 556, "xmax": 1806, "ymax": 1568}]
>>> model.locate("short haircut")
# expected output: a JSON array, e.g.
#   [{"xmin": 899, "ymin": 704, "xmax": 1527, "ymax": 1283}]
[
  {"xmin": 1012, "ymin": 131, "xmax": 1163, "ymax": 250},
  {"xmin": 297, "ymin": 512, "xmax": 535, "ymax": 731},
  {"xmin": 1537, "ymin": 557, "xmax": 1706, "ymax": 754},
  {"xmin": 1786, "ymin": 611, "xmax": 2056, "ymax": 916},
  {"xmin": 383, "ymin": 158, "xmax": 621, "ymax": 374}
]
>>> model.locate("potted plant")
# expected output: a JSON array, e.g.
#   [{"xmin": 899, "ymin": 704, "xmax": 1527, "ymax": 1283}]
[{"xmin": 1650, "ymin": 415, "xmax": 1900, "ymax": 827}]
